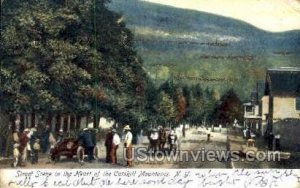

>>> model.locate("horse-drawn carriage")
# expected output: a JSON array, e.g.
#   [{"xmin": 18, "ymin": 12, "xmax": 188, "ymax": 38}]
[{"xmin": 50, "ymin": 138, "xmax": 99, "ymax": 163}]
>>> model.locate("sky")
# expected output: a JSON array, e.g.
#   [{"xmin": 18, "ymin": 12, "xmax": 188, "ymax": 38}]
[{"xmin": 142, "ymin": 0, "xmax": 300, "ymax": 32}]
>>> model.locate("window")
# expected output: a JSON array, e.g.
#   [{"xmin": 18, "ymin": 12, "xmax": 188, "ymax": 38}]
[
  {"xmin": 245, "ymin": 106, "xmax": 253, "ymax": 112},
  {"xmin": 296, "ymin": 98, "xmax": 300, "ymax": 111}
]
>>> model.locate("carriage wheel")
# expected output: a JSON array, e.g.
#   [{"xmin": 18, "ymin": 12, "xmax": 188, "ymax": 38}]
[
  {"xmin": 77, "ymin": 146, "xmax": 85, "ymax": 163},
  {"xmin": 93, "ymin": 146, "xmax": 99, "ymax": 160}
]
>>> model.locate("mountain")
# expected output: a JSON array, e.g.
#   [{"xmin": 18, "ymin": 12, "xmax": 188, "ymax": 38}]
[{"xmin": 108, "ymin": 0, "xmax": 300, "ymax": 99}]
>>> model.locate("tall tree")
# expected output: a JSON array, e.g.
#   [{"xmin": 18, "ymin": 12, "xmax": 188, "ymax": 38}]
[
  {"xmin": 0, "ymin": 0, "xmax": 149, "ymax": 128},
  {"xmin": 216, "ymin": 89, "xmax": 243, "ymax": 124}
]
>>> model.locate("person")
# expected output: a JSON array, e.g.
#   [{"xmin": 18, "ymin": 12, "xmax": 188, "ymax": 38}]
[
  {"xmin": 104, "ymin": 129, "xmax": 113, "ymax": 163},
  {"xmin": 29, "ymin": 128, "xmax": 39, "ymax": 164},
  {"xmin": 158, "ymin": 126, "xmax": 167, "ymax": 151},
  {"xmin": 32, "ymin": 138, "xmax": 40, "ymax": 164},
  {"xmin": 5, "ymin": 123, "xmax": 14, "ymax": 157},
  {"xmin": 40, "ymin": 125, "xmax": 50, "ymax": 153},
  {"xmin": 268, "ymin": 132, "xmax": 274, "ymax": 150},
  {"xmin": 275, "ymin": 132, "xmax": 281, "ymax": 151},
  {"xmin": 56, "ymin": 129, "xmax": 64, "ymax": 144},
  {"xmin": 149, "ymin": 128, "xmax": 159, "ymax": 154},
  {"xmin": 12, "ymin": 143, "xmax": 20, "ymax": 167},
  {"xmin": 219, "ymin": 124, "xmax": 222, "ymax": 132},
  {"xmin": 18, "ymin": 128, "xmax": 30, "ymax": 166},
  {"xmin": 123, "ymin": 125, "xmax": 133, "ymax": 167},
  {"xmin": 168, "ymin": 130, "xmax": 177, "ymax": 153},
  {"xmin": 110, "ymin": 129, "xmax": 120, "ymax": 164},
  {"xmin": 77, "ymin": 127, "xmax": 96, "ymax": 162},
  {"xmin": 48, "ymin": 130, "xmax": 56, "ymax": 153},
  {"xmin": 245, "ymin": 128, "xmax": 251, "ymax": 140}
]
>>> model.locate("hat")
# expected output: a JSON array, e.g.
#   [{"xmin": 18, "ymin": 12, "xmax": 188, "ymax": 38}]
[
  {"xmin": 152, "ymin": 128, "xmax": 158, "ymax": 132},
  {"xmin": 59, "ymin": 129, "xmax": 63, "ymax": 132},
  {"xmin": 123, "ymin": 125, "xmax": 131, "ymax": 130},
  {"xmin": 83, "ymin": 128, "xmax": 89, "ymax": 131},
  {"xmin": 24, "ymin": 128, "xmax": 30, "ymax": 132},
  {"xmin": 112, "ymin": 129, "xmax": 117, "ymax": 133},
  {"xmin": 31, "ymin": 127, "xmax": 37, "ymax": 132},
  {"xmin": 87, "ymin": 122, "xmax": 94, "ymax": 129},
  {"xmin": 13, "ymin": 143, "xmax": 20, "ymax": 148}
]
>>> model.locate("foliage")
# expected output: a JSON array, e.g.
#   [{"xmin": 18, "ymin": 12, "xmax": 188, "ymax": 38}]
[
  {"xmin": 215, "ymin": 89, "xmax": 243, "ymax": 124},
  {"xmin": 0, "ymin": 0, "xmax": 148, "ymax": 126}
]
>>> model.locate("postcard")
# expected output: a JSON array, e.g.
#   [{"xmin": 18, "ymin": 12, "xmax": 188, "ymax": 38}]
[{"xmin": 1, "ymin": 0, "xmax": 300, "ymax": 187}]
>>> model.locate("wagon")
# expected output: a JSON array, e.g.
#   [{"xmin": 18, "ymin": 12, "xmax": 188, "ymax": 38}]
[{"xmin": 50, "ymin": 138, "xmax": 99, "ymax": 163}]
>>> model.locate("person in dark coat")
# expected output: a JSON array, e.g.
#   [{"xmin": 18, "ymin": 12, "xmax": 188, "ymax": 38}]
[
  {"xmin": 275, "ymin": 133, "xmax": 281, "ymax": 151},
  {"xmin": 246, "ymin": 128, "xmax": 251, "ymax": 140},
  {"xmin": 77, "ymin": 128, "xmax": 96, "ymax": 162},
  {"xmin": 104, "ymin": 129, "xmax": 113, "ymax": 163},
  {"xmin": 268, "ymin": 132, "xmax": 274, "ymax": 150},
  {"xmin": 40, "ymin": 125, "xmax": 50, "ymax": 153}
]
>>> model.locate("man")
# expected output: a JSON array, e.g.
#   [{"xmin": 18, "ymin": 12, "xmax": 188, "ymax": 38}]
[
  {"xmin": 18, "ymin": 128, "xmax": 30, "ymax": 166},
  {"xmin": 77, "ymin": 127, "xmax": 96, "ymax": 162},
  {"xmin": 110, "ymin": 129, "xmax": 120, "ymax": 164},
  {"xmin": 56, "ymin": 128, "xmax": 65, "ymax": 145},
  {"xmin": 123, "ymin": 125, "xmax": 133, "ymax": 167},
  {"xmin": 168, "ymin": 130, "xmax": 178, "ymax": 153},
  {"xmin": 104, "ymin": 129, "xmax": 113, "ymax": 163},
  {"xmin": 268, "ymin": 132, "xmax": 274, "ymax": 150},
  {"xmin": 149, "ymin": 128, "xmax": 159, "ymax": 154},
  {"xmin": 41, "ymin": 125, "xmax": 50, "ymax": 153},
  {"xmin": 29, "ymin": 128, "xmax": 39, "ymax": 164},
  {"xmin": 158, "ymin": 126, "xmax": 166, "ymax": 151}
]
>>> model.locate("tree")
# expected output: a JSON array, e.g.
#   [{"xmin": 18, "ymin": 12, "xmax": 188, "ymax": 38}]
[
  {"xmin": 0, "ymin": 0, "xmax": 149, "ymax": 129},
  {"xmin": 215, "ymin": 89, "xmax": 243, "ymax": 125},
  {"xmin": 175, "ymin": 88, "xmax": 186, "ymax": 123},
  {"xmin": 156, "ymin": 91, "xmax": 175, "ymax": 125}
]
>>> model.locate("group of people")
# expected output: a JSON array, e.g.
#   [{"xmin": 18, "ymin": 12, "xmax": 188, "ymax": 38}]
[
  {"xmin": 148, "ymin": 126, "xmax": 179, "ymax": 154},
  {"xmin": 12, "ymin": 125, "xmax": 56, "ymax": 167},
  {"xmin": 104, "ymin": 125, "xmax": 133, "ymax": 167}
]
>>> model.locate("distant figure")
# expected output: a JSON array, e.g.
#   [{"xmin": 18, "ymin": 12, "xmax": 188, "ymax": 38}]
[
  {"xmin": 246, "ymin": 128, "xmax": 251, "ymax": 140},
  {"xmin": 158, "ymin": 126, "xmax": 167, "ymax": 151},
  {"xmin": 41, "ymin": 125, "xmax": 50, "ymax": 153},
  {"xmin": 48, "ymin": 131, "xmax": 56, "ymax": 154},
  {"xmin": 275, "ymin": 133, "xmax": 281, "ymax": 151},
  {"xmin": 219, "ymin": 124, "xmax": 222, "ymax": 132},
  {"xmin": 110, "ymin": 129, "xmax": 120, "ymax": 164},
  {"xmin": 30, "ymin": 128, "xmax": 40, "ymax": 164},
  {"xmin": 149, "ymin": 128, "xmax": 159, "ymax": 154},
  {"xmin": 104, "ymin": 129, "xmax": 113, "ymax": 163},
  {"xmin": 123, "ymin": 125, "xmax": 133, "ymax": 167},
  {"xmin": 182, "ymin": 125, "xmax": 186, "ymax": 138},
  {"xmin": 32, "ymin": 138, "xmax": 40, "ymax": 164},
  {"xmin": 168, "ymin": 130, "xmax": 178, "ymax": 153},
  {"xmin": 18, "ymin": 128, "xmax": 30, "ymax": 166},
  {"xmin": 12, "ymin": 143, "xmax": 20, "ymax": 167},
  {"xmin": 56, "ymin": 129, "xmax": 64, "ymax": 144},
  {"xmin": 268, "ymin": 132, "xmax": 274, "ymax": 150},
  {"xmin": 207, "ymin": 133, "xmax": 211, "ymax": 142}
]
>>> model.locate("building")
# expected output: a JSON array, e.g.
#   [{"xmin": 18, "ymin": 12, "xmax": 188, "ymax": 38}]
[
  {"xmin": 261, "ymin": 67, "xmax": 300, "ymax": 150},
  {"xmin": 243, "ymin": 82, "xmax": 264, "ymax": 135}
]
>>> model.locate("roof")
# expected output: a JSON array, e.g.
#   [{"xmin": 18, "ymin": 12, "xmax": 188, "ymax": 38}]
[{"xmin": 265, "ymin": 67, "xmax": 300, "ymax": 96}]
